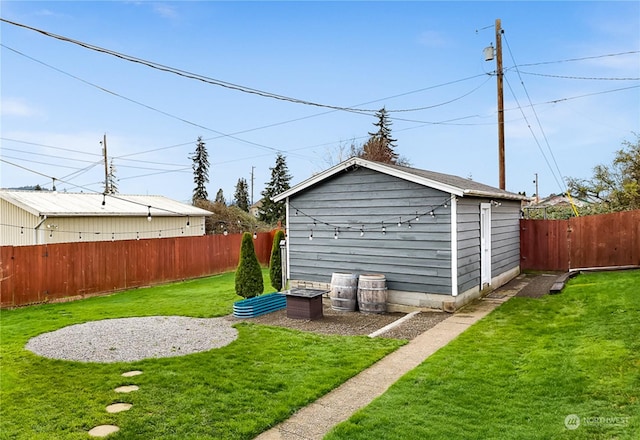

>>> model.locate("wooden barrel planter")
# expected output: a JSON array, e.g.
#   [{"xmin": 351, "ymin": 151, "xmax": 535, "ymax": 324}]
[
  {"xmin": 357, "ymin": 274, "xmax": 387, "ymax": 314},
  {"xmin": 330, "ymin": 272, "xmax": 358, "ymax": 312}
]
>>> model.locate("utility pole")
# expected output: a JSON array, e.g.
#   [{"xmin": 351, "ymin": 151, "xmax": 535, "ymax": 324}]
[
  {"xmin": 251, "ymin": 166, "xmax": 255, "ymax": 206},
  {"xmin": 101, "ymin": 134, "xmax": 109, "ymax": 194},
  {"xmin": 495, "ymin": 18, "xmax": 505, "ymax": 190},
  {"xmin": 534, "ymin": 173, "xmax": 539, "ymax": 204}
]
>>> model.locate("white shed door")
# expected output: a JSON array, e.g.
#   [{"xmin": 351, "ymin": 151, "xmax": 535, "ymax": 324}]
[{"xmin": 480, "ymin": 203, "xmax": 492, "ymax": 288}]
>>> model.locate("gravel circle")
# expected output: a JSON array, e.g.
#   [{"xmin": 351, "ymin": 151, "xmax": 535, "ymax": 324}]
[{"xmin": 25, "ymin": 316, "xmax": 238, "ymax": 363}]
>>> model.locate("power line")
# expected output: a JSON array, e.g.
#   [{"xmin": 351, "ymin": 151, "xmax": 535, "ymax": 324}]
[
  {"xmin": 515, "ymin": 70, "xmax": 640, "ymax": 81},
  {"xmin": 515, "ymin": 50, "xmax": 639, "ymax": 67},
  {"xmin": 0, "ymin": 18, "xmax": 378, "ymax": 114},
  {"xmin": 503, "ymin": 34, "xmax": 566, "ymax": 192},
  {"xmin": 0, "ymin": 44, "xmax": 313, "ymax": 161}
]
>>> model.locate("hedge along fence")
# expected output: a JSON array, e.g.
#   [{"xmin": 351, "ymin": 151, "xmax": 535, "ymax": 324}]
[{"xmin": 0, "ymin": 231, "xmax": 279, "ymax": 308}]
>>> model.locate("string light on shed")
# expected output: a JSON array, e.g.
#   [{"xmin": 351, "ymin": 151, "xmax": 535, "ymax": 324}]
[
  {"xmin": 147, "ymin": 206, "xmax": 152, "ymax": 222},
  {"xmin": 334, "ymin": 228, "xmax": 339, "ymax": 239},
  {"xmin": 360, "ymin": 225, "xmax": 365, "ymax": 237},
  {"xmin": 397, "ymin": 217, "xmax": 402, "ymax": 227},
  {"xmin": 309, "ymin": 229, "xmax": 314, "ymax": 241},
  {"xmin": 381, "ymin": 222, "xmax": 386, "ymax": 235},
  {"xmin": 415, "ymin": 211, "xmax": 420, "ymax": 222}
]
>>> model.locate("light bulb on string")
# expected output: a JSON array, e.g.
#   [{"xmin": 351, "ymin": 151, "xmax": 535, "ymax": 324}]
[
  {"xmin": 360, "ymin": 225, "xmax": 365, "ymax": 237},
  {"xmin": 415, "ymin": 211, "xmax": 420, "ymax": 222},
  {"xmin": 334, "ymin": 228, "xmax": 339, "ymax": 239},
  {"xmin": 382, "ymin": 222, "xmax": 386, "ymax": 235},
  {"xmin": 430, "ymin": 210, "xmax": 435, "ymax": 217},
  {"xmin": 147, "ymin": 206, "xmax": 152, "ymax": 222},
  {"xmin": 186, "ymin": 216, "xmax": 190, "ymax": 228},
  {"xmin": 136, "ymin": 232, "xmax": 140, "ymax": 240},
  {"xmin": 398, "ymin": 217, "xmax": 402, "ymax": 227},
  {"xmin": 408, "ymin": 221, "xmax": 412, "ymax": 229},
  {"xmin": 309, "ymin": 229, "xmax": 314, "ymax": 241}
]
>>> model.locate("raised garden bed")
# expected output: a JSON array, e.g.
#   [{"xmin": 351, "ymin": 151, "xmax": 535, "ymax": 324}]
[{"xmin": 233, "ymin": 293, "xmax": 286, "ymax": 318}]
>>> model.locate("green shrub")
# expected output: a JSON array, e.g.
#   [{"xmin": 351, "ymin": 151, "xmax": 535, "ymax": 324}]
[
  {"xmin": 235, "ymin": 232, "xmax": 264, "ymax": 298},
  {"xmin": 269, "ymin": 230, "xmax": 285, "ymax": 291}
]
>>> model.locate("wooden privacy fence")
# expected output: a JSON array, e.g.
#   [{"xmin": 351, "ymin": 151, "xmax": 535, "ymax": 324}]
[
  {"xmin": 0, "ymin": 231, "xmax": 277, "ymax": 308},
  {"xmin": 520, "ymin": 210, "xmax": 640, "ymax": 271}
]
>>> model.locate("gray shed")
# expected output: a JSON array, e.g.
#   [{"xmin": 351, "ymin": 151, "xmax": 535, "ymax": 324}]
[{"xmin": 273, "ymin": 157, "xmax": 529, "ymax": 311}]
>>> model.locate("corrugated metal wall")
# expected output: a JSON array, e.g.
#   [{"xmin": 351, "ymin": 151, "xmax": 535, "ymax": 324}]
[
  {"xmin": 520, "ymin": 210, "xmax": 640, "ymax": 271},
  {"xmin": 0, "ymin": 199, "xmax": 207, "ymax": 246},
  {"xmin": 0, "ymin": 231, "xmax": 276, "ymax": 308}
]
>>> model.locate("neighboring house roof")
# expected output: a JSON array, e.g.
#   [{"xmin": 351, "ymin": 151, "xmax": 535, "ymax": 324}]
[
  {"xmin": 530, "ymin": 194, "xmax": 596, "ymax": 208},
  {"xmin": 0, "ymin": 191, "xmax": 212, "ymax": 217},
  {"xmin": 274, "ymin": 157, "xmax": 529, "ymax": 202}
]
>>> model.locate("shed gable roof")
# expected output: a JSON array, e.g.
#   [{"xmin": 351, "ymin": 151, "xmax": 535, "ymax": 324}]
[
  {"xmin": 274, "ymin": 157, "xmax": 528, "ymax": 202},
  {"xmin": 0, "ymin": 191, "xmax": 212, "ymax": 217}
]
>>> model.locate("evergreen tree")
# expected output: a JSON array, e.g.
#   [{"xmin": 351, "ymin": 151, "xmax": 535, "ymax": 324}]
[
  {"xmin": 269, "ymin": 230, "xmax": 285, "ymax": 291},
  {"xmin": 233, "ymin": 178, "xmax": 250, "ymax": 212},
  {"xmin": 215, "ymin": 188, "xmax": 226, "ymax": 205},
  {"xmin": 190, "ymin": 136, "xmax": 210, "ymax": 203},
  {"xmin": 234, "ymin": 232, "xmax": 264, "ymax": 298},
  {"xmin": 362, "ymin": 107, "xmax": 398, "ymax": 164},
  {"xmin": 259, "ymin": 153, "xmax": 292, "ymax": 224}
]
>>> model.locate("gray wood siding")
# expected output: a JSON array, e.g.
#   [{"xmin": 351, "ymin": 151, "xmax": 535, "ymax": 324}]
[
  {"xmin": 288, "ymin": 168, "xmax": 453, "ymax": 294},
  {"xmin": 456, "ymin": 199, "xmax": 481, "ymax": 293},
  {"xmin": 491, "ymin": 201, "xmax": 521, "ymax": 277}
]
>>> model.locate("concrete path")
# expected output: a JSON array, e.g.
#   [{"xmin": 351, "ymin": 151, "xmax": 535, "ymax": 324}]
[{"xmin": 255, "ymin": 273, "xmax": 537, "ymax": 440}]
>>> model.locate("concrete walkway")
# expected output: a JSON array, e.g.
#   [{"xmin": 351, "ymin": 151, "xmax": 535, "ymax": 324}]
[{"xmin": 255, "ymin": 274, "xmax": 535, "ymax": 440}]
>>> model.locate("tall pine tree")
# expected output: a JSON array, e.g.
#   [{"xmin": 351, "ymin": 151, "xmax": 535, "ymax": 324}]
[
  {"xmin": 190, "ymin": 136, "xmax": 210, "ymax": 203},
  {"xmin": 233, "ymin": 178, "xmax": 250, "ymax": 212},
  {"xmin": 259, "ymin": 153, "xmax": 292, "ymax": 225},
  {"xmin": 362, "ymin": 107, "xmax": 398, "ymax": 164}
]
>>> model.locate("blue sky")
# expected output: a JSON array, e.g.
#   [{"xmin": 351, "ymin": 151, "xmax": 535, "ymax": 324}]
[{"xmin": 1, "ymin": 1, "xmax": 639, "ymax": 204}]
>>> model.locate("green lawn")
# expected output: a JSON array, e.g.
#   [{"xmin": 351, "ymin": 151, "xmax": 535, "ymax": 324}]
[
  {"xmin": 326, "ymin": 270, "xmax": 640, "ymax": 440},
  {"xmin": 0, "ymin": 270, "xmax": 404, "ymax": 439}
]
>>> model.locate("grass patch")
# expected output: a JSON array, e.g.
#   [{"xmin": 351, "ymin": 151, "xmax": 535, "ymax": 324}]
[
  {"xmin": 0, "ymin": 270, "xmax": 404, "ymax": 439},
  {"xmin": 326, "ymin": 270, "xmax": 640, "ymax": 440}
]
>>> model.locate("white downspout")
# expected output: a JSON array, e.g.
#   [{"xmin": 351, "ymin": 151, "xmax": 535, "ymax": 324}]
[{"xmin": 34, "ymin": 214, "xmax": 47, "ymax": 245}]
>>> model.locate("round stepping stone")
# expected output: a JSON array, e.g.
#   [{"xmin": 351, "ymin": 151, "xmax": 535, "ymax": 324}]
[
  {"xmin": 106, "ymin": 403, "xmax": 133, "ymax": 413},
  {"xmin": 88, "ymin": 425, "xmax": 119, "ymax": 437},
  {"xmin": 114, "ymin": 385, "xmax": 139, "ymax": 393},
  {"xmin": 121, "ymin": 370, "xmax": 143, "ymax": 377}
]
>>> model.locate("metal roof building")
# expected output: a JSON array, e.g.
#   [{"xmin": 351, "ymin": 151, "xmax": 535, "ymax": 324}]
[{"xmin": 0, "ymin": 191, "xmax": 212, "ymax": 246}]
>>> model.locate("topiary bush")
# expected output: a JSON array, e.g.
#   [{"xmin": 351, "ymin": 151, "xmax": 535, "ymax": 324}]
[
  {"xmin": 235, "ymin": 232, "xmax": 264, "ymax": 298},
  {"xmin": 269, "ymin": 230, "xmax": 285, "ymax": 291}
]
